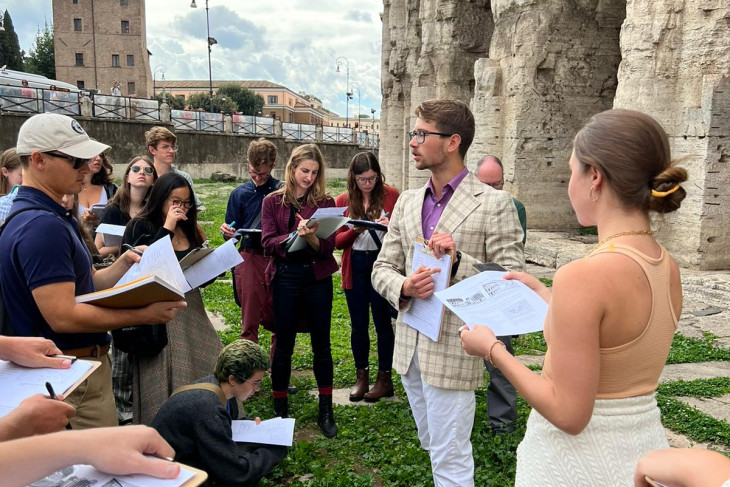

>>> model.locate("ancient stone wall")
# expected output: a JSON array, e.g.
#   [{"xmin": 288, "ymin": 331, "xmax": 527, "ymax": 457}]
[
  {"xmin": 380, "ymin": 0, "xmax": 730, "ymax": 269},
  {"xmin": 614, "ymin": 0, "xmax": 729, "ymax": 269},
  {"xmin": 380, "ymin": 0, "xmax": 492, "ymax": 190}
]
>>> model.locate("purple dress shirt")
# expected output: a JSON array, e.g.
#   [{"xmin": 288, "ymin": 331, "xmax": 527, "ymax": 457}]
[{"xmin": 421, "ymin": 167, "xmax": 469, "ymax": 240}]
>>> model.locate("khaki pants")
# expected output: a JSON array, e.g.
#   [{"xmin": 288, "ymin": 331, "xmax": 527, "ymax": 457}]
[{"xmin": 65, "ymin": 354, "xmax": 118, "ymax": 429}]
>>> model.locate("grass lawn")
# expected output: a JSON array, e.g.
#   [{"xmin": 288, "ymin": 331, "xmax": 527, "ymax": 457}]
[{"xmin": 195, "ymin": 180, "xmax": 730, "ymax": 486}]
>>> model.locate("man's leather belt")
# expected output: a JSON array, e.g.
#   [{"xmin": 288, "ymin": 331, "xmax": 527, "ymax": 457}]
[{"xmin": 62, "ymin": 344, "xmax": 110, "ymax": 358}]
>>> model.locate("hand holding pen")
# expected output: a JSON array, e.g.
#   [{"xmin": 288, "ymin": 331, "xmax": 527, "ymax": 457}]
[{"xmin": 220, "ymin": 220, "xmax": 236, "ymax": 239}]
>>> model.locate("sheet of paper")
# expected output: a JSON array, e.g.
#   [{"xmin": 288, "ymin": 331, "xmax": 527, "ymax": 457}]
[
  {"xmin": 231, "ymin": 417, "xmax": 296, "ymax": 446},
  {"xmin": 287, "ymin": 216, "xmax": 350, "ymax": 252},
  {"xmin": 310, "ymin": 207, "xmax": 346, "ymax": 219},
  {"xmin": 183, "ymin": 238, "xmax": 243, "ymax": 291},
  {"xmin": 402, "ymin": 242, "xmax": 452, "ymax": 341},
  {"xmin": 0, "ymin": 359, "xmax": 93, "ymax": 417},
  {"xmin": 96, "ymin": 223, "xmax": 126, "ymax": 247},
  {"xmin": 115, "ymin": 236, "xmax": 186, "ymax": 294},
  {"xmin": 434, "ymin": 271, "xmax": 548, "ymax": 335},
  {"xmin": 30, "ymin": 461, "xmax": 195, "ymax": 487}
]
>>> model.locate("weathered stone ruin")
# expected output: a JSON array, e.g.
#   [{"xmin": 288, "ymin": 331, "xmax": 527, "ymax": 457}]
[{"xmin": 380, "ymin": 0, "xmax": 729, "ymax": 270}]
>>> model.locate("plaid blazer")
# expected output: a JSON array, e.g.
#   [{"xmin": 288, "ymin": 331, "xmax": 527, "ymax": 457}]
[{"xmin": 372, "ymin": 172, "xmax": 525, "ymax": 390}]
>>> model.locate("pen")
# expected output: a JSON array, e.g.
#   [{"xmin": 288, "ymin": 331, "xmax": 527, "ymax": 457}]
[
  {"xmin": 383, "ymin": 212, "xmax": 389, "ymax": 217},
  {"xmin": 222, "ymin": 221, "xmax": 236, "ymax": 237},
  {"xmin": 52, "ymin": 354, "xmax": 77, "ymax": 363},
  {"xmin": 122, "ymin": 244, "xmax": 143, "ymax": 256},
  {"xmin": 45, "ymin": 382, "xmax": 72, "ymax": 430},
  {"xmin": 295, "ymin": 213, "xmax": 303, "ymax": 222}
]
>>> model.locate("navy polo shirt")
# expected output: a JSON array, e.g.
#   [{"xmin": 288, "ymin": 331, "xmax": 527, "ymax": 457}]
[
  {"xmin": 225, "ymin": 177, "xmax": 281, "ymax": 249},
  {"xmin": 0, "ymin": 186, "xmax": 110, "ymax": 349}
]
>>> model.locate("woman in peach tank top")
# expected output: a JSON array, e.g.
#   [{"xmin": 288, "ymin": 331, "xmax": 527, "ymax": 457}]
[{"xmin": 461, "ymin": 109, "xmax": 688, "ymax": 487}]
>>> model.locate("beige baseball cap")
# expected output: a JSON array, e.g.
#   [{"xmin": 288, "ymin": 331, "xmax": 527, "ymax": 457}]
[{"xmin": 16, "ymin": 113, "xmax": 110, "ymax": 159}]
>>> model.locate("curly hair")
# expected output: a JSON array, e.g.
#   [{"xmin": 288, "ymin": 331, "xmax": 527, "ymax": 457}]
[{"xmin": 214, "ymin": 340, "xmax": 269, "ymax": 383}]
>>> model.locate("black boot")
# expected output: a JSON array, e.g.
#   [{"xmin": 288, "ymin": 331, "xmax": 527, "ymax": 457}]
[
  {"xmin": 318, "ymin": 394, "xmax": 338, "ymax": 438},
  {"xmin": 273, "ymin": 396, "xmax": 288, "ymax": 418}
]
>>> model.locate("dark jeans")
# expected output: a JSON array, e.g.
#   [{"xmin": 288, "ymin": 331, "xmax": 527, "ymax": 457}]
[
  {"xmin": 485, "ymin": 335, "xmax": 517, "ymax": 430},
  {"xmin": 271, "ymin": 262, "xmax": 333, "ymax": 393},
  {"xmin": 344, "ymin": 250, "xmax": 395, "ymax": 371}
]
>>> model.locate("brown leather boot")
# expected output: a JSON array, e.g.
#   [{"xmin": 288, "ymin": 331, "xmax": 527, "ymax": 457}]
[
  {"xmin": 364, "ymin": 370, "xmax": 394, "ymax": 402},
  {"xmin": 349, "ymin": 368, "xmax": 369, "ymax": 402}
]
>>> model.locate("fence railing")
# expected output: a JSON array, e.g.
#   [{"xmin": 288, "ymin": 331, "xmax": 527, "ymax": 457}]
[
  {"xmin": 0, "ymin": 82, "xmax": 377, "ymax": 148},
  {"xmin": 282, "ymin": 122, "xmax": 317, "ymax": 142}
]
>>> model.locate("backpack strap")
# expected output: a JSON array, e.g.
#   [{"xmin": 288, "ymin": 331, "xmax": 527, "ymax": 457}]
[{"xmin": 171, "ymin": 383, "xmax": 227, "ymax": 407}]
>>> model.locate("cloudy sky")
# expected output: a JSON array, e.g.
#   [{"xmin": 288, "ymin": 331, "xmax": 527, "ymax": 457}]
[{"xmin": 11, "ymin": 0, "xmax": 384, "ymax": 118}]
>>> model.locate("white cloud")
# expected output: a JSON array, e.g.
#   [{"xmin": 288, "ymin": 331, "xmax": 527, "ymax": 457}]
[{"xmin": 13, "ymin": 0, "xmax": 383, "ymax": 117}]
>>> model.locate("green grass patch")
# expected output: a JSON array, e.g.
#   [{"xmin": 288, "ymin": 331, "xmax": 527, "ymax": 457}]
[{"xmin": 667, "ymin": 333, "xmax": 730, "ymax": 364}]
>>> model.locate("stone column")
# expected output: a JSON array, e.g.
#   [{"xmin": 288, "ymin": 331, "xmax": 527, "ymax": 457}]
[
  {"xmin": 614, "ymin": 0, "xmax": 730, "ymax": 269},
  {"xmin": 471, "ymin": 0, "xmax": 624, "ymax": 228},
  {"xmin": 381, "ymin": 0, "xmax": 492, "ymax": 191}
]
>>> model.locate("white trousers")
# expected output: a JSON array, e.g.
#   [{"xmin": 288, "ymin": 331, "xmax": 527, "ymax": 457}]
[{"xmin": 401, "ymin": 350, "xmax": 476, "ymax": 487}]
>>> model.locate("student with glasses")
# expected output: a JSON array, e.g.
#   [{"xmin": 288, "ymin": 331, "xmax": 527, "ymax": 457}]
[
  {"xmin": 221, "ymin": 138, "xmax": 282, "ymax": 360},
  {"xmin": 144, "ymin": 126, "xmax": 201, "ymax": 209},
  {"xmin": 123, "ymin": 172, "xmax": 223, "ymax": 425},
  {"xmin": 78, "ymin": 148, "xmax": 118, "ymax": 236},
  {"xmin": 152, "ymin": 340, "xmax": 287, "ymax": 486},
  {"xmin": 335, "ymin": 152, "xmax": 400, "ymax": 402}
]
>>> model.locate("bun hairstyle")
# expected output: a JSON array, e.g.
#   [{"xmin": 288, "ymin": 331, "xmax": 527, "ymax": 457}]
[{"xmin": 573, "ymin": 109, "xmax": 687, "ymax": 214}]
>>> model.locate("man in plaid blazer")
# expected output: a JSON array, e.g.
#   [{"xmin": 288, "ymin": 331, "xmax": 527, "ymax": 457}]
[{"xmin": 372, "ymin": 99, "xmax": 524, "ymax": 487}]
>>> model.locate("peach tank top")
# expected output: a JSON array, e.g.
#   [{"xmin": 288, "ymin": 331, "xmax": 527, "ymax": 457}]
[{"xmin": 542, "ymin": 244, "xmax": 678, "ymax": 399}]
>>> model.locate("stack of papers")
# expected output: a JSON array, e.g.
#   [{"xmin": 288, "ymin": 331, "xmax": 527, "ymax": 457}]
[{"xmin": 231, "ymin": 417, "xmax": 296, "ymax": 446}]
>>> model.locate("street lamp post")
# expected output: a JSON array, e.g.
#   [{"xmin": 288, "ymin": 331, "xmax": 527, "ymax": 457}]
[
  {"xmin": 335, "ymin": 56, "xmax": 350, "ymax": 127},
  {"xmin": 371, "ymin": 108, "xmax": 376, "ymax": 132},
  {"xmin": 191, "ymin": 0, "xmax": 217, "ymax": 113},
  {"xmin": 350, "ymin": 84, "xmax": 361, "ymax": 131},
  {"xmin": 153, "ymin": 65, "xmax": 165, "ymax": 98}
]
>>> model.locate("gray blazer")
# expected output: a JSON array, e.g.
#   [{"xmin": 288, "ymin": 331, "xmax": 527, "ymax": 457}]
[{"xmin": 372, "ymin": 172, "xmax": 525, "ymax": 390}]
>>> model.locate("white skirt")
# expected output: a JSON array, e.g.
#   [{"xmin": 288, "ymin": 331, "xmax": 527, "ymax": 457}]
[{"xmin": 515, "ymin": 393, "xmax": 669, "ymax": 487}]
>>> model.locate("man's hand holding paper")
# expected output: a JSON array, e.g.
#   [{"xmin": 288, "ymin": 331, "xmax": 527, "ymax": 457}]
[{"xmin": 402, "ymin": 265, "xmax": 441, "ymax": 299}]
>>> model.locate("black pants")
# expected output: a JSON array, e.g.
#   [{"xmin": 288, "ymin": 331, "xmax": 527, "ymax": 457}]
[
  {"xmin": 343, "ymin": 250, "xmax": 394, "ymax": 370},
  {"xmin": 271, "ymin": 262, "xmax": 333, "ymax": 392}
]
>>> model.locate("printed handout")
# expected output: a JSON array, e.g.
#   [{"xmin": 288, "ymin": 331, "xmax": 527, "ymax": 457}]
[
  {"xmin": 30, "ymin": 461, "xmax": 199, "ymax": 487},
  {"xmin": 0, "ymin": 359, "xmax": 95, "ymax": 417},
  {"xmin": 434, "ymin": 271, "xmax": 547, "ymax": 335},
  {"xmin": 402, "ymin": 242, "xmax": 452, "ymax": 341},
  {"xmin": 231, "ymin": 417, "xmax": 296, "ymax": 446}
]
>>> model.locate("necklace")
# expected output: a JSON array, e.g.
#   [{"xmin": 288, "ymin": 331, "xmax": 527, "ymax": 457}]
[{"xmin": 586, "ymin": 230, "xmax": 654, "ymax": 257}]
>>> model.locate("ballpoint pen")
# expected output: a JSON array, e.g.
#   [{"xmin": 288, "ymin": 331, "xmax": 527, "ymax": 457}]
[{"xmin": 45, "ymin": 382, "xmax": 72, "ymax": 430}]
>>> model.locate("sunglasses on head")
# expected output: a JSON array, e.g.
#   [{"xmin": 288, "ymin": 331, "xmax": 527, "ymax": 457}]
[
  {"xmin": 43, "ymin": 152, "xmax": 90, "ymax": 170},
  {"xmin": 130, "ymin": 166, "xmax": 154, "ymax": 175}
]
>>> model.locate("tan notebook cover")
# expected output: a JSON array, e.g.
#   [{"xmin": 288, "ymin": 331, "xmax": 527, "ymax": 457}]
[{"xmin": 75, "ymin": 275, "xmax": 184, "ymax": 309}]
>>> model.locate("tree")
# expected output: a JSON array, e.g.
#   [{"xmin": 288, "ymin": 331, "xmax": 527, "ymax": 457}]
[
  {"xmin": 153, "ymin": 92, "xmax": 185, "ymax": 110},
  {"xmin": 24, "ymin": 22, "xmax": 55, "ymax": 79},
  {"xmin": 0, "ymin": 10, "xmax": 24, "ymax": 70},
  {"xmin": 186, "ymin": 91, "xmax": 236, "ymax": 114},
  {"xmin": 216, "ymin": 83, "xmax": 264, "ymax": 116}
]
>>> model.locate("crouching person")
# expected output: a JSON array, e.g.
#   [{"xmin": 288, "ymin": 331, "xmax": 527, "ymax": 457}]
[{"xmin": 152, "ymin": 340, "xmax": 286, "ymax": 486}]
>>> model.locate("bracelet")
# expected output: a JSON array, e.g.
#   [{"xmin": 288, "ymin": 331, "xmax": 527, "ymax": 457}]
[{"xmin": 485, "ymin": 340, "xmax": 506, "ymax": 367}]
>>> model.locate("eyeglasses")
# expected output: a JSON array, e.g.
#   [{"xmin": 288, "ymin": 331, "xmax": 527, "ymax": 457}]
[
  {"xmin": 157, "ymin": 145, "xmax": 177, "ymax": 153},
  {"xmin": 355, "ymin": 175, "xmax": 379, "ymax": 185},
  {"xmin": 43, "ymin": 152, "xmax": 90, "ymax": 170},
  {"xmin": 130, "ymin": 166, "xmax": 154, "ymax": 175},
  {"xmin": 248, "ymin": 167, "xmax": 272, "ymax": 179},
  {"xmin": 168, "ymin": 198, "xmax": 194, "ymax": 210},
  {"xmin": 408, "ymin": 130, "xmax": 452, "ymax": 144},
  {"xmin": 244, "ymin": 378, "xmax": 263, "ymax": 388}
]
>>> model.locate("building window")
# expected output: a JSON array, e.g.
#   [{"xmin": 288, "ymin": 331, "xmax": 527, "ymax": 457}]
[
  {"xmin": 127, "ymin": 82, "xmax": 136, "ymax": 95},
  {"xmin": 77, "ymin": 80, "xmax": 85, "ymax": 89},
  {"xmin": 73, "ymin": 0, "xmax": 78, "ymax": 4},
  {"xmin": 270, "ymin": 112, "xmax": 276, "ymax": 118},
  {"xmin": 121, "ymin": 20, "xmax": 130, "ymax": 34},
  {"xmin": 75, "ymin": 53, "xmax": 84, "ymax": 66},
  {"xmin": 267, "ymin": 95, "xmax": 278, "ymax": 104},
  {"xmin": 73, "ymin": 18, "xmax": 82, "ymax": 31},
  {"xmin": 112, "ymin": 54, "xmax": 120, "ymax": 67},
  {"xmin": 120, "ymin": 0, "xmax": 128, "ymax": 5},
  {"xmin": 126, "ymin": 55, "xmax": 134, "ymax": 66}
]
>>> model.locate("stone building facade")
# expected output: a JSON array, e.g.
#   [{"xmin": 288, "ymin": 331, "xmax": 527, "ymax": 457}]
[
  {"xmin": 53, "ymin": 0, "xmax": 153, "ymax": 97},
  {"xmin": 380, "ymin": 0, "xmax": 729, "ymax": 270}
]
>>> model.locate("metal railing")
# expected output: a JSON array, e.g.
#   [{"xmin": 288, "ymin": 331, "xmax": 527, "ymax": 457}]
[
  {"xmin": 0, "ymin": 82, "xmax": 377, "ymax": 148},
  {"xmin": 282, "ymin": 122, "xmax": 316, "ymax": 141},
  {"xmin": 232, "ymin": 114, "xmax": 275, "ymax": 136},
  {"xmin": 0, "ymin": 86, "xmax": 80, "ymax": 116}
]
